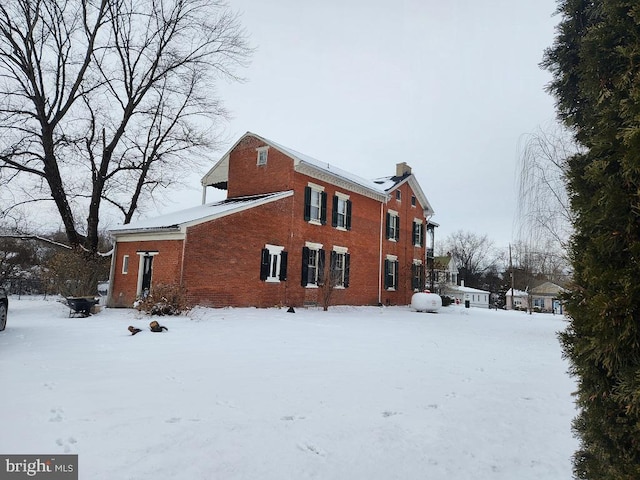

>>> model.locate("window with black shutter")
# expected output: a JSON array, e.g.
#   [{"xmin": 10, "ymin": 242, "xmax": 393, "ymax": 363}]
[{"xmin": 260, "ymin": 245, "xmax": 286, "ymax": 282}]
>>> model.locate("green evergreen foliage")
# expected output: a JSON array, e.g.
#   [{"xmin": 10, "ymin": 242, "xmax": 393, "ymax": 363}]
[{"xmin": 543, "ymin": 1, "xmax": 640, "ymax": 478}]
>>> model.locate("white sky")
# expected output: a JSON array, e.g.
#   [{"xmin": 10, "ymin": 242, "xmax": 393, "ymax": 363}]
[{"xmin": 164, "ymin": 0, "xmax": 561, "ymax": 248}]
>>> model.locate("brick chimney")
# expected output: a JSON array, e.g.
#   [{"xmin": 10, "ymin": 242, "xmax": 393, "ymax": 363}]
[{"xmin": 396, "ymin": 162, "xmax": 412, "ymax": 177}]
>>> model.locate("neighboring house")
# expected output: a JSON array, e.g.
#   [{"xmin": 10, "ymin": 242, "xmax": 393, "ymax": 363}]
[
  {"xmin": 506, "ymin": 282, "xmax": 565, "ymax": 313},
  {"xmin": 432, "ymin": 255, "xmax": 458, "ymax": 293},
  {"xmin": 108, "ymin": 132, "xmax": 436, "ymax": 308},
  {"xmin": 505, "ymin": 288, "xmax": 529, "ymax": 310},
  {"xmin": 445, "ymin": 281, "xmax": 490, "ymax": 309},
  {"xmin": 530, "ymin": 281, "xmax": 565, "ymax": 313}
]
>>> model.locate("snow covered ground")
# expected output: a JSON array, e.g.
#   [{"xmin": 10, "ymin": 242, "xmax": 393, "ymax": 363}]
[{"xmin": 0, "ymin": 297, "xmax": 577, "ymax": 480}]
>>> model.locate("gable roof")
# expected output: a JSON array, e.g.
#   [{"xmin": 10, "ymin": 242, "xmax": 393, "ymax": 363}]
[
  {"xmin": 530, "ymin": 281, "xmax": 566, "ymax": 296},
  {"xmin": 201, "ymin": 132, "xmax": 434, "ymax": 215},
  {"xmin": 372, "ymin": 174, "xmax": 434, "ymax": 216},
  {"xmin": 110, "ymin": 191, "xmax": 293, "ymax": 235}
]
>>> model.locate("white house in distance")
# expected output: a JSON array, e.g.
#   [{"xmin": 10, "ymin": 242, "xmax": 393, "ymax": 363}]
[
  {"xmin": 446, "ymin": 281, "xmax": 490, "ymax": 309},
  {"xmin": 505, "ymin": 282, "xmax": 566, "ymax": 313},
  {"xmin": 505, "ymin": 288, "xmax": 528, "ymax": 310}
]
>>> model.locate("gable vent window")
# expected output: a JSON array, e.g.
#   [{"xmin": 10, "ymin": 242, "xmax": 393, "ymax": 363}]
[{"xmin": 256, "ymin": 147, "xmax": 268, "ymax": 166}]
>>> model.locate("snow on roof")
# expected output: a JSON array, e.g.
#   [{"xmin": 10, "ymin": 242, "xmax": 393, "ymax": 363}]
[
  {"xmin": 110, "ymin": 191, "xmax": 293, "ymax": 234},
  {"xmin": 261, "ymin": 135, "xmax": 388, "ymax": 196},
  {"xmin": 506, "ymin": 288, "xmax": 529, "ymax": 297},
  {"xmin": 449, "ymin": 285, "xmax": 490, "ymax": 294}
]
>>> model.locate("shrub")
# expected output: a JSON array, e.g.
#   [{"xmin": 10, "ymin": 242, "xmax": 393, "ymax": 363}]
[
  {"xmin": 440, "ymin": 295, "xmax": 453, "ymax": 307},
  {"xmin": 135, "ymin": 283, "xmax": 187, "ymax": 316}
]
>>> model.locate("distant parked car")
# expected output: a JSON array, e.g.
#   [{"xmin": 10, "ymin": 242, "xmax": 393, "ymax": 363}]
[{"xmin": 0, "ymin": 287, "xmax": 7, "ymax": 331}]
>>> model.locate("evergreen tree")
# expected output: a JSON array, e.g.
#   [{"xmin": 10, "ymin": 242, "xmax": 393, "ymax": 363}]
[{"xmin": 543, "ymin": 1, "xmax": 640, "ymax": 478}]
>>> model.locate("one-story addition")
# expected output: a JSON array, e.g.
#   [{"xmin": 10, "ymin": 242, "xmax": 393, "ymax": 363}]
[{"xmin": 107, "ymin": 132, "xmax": 436, "ymax": 308}]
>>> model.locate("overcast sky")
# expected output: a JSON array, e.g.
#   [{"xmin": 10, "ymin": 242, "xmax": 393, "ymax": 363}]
[{"xmin": 166, "ymin": 0, "xmax": 561, "ymax": 249}]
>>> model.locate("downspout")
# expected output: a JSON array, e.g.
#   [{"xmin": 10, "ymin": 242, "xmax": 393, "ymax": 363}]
[
  {"xmin": 106, "ymin": 240, "xmax": 118, "ymax": 308},
  {"xmin": 378, "ymin": 201, "xmax": 384, "ymax": 305},
  {"xmin": 201, "ymin": 185, "xmax": 207, "ymax": 205}
]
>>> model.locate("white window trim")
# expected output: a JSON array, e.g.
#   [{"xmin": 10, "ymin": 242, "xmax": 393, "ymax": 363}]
[
  {"xmin": 136, "ymin": 251, "xmax": 159, "ymax": 297},
  {"xmin": 335, "ymin": 191, "xmax": 350, "ymax": 200},
  {"xmin": 265, "ymin": 244, "xmax": 284, "ymax": 283},
  {"xmin": 388, "ymin": 210, "xmax": 399, "ymax": 242},
  {"xmin": 413, "ymin": 218, "xmax": 424, "ymax": 247},
  {"xmin": 308, "ymin": 184, "xmax": 324, "ymax": 225},
  {"xmin": 385, "ymin": 254, "xmax": 398, "ymax": 291},
  {"xmin": 122, "ymin": 255, "xmax": 129, "ymax": 274},
  {"xmin": 333, "ymin": 245, "xmax": 348, "ymax": 254},
  {"xmin": 305, "ymin": 242, "xmax": 323, "ymax": 288},
  {"xmin": 256, "ymin": 146, "xmax": 269, "ymax": 166}
]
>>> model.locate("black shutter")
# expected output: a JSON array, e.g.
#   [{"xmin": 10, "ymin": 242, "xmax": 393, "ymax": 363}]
[
  {"xmin": 393, "ymin": 261, "xmax": 399, "ymax": 289},
  {"xmin": 279, "ymin": 251, "xmax": 288, "ymax": 281},
  {"xmin": 386, "ymin": 212, "xmax": 391, "ymax": 239},
  {"xmin": 320, "ymin": 191, "xmax": 327, "ymax": 225},
  {"xmin": 304, "ymin": 186, "xmax": 311, "ymax": 221},
  {"xmin": 395, "ymin": 216, "xmax": 400, "ymax": 241},
  {"xmin": 346, "ymin": 200, "xmax": 352, "ymax": 230},
  {"xmin": 412, "ymin": 222, "xmax": 418, "ymax": 246},
  {"xmin": 318, "ymin": 249, "xmax": 326, "ymax": 284},
  {"xmin": 411, "ymin": 263, "xmax": 418, "ymax": 290},
  {"xmin": 301, "ymin": 247, "xmax": 309, "ymax": 286},
  {"xmin": 344, "ymin": 253, "xmax": 350, "ymax": 288},
  {"xmin": 331, "ymin": 195, "xmax": 338, "ymax": 227},
  {"xmin": 384, "ymin": 259, "xmax": 390, "ymax": 289},
  {"xmin": 260, "ymin": 248, "xmax": 269, "ymax": 281},
  {"xmin": 419, "ymin": 264, "xmax": 425, "ymax": 289}
]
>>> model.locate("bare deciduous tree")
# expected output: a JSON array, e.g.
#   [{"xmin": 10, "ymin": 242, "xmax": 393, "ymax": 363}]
[
  {"xmin": 440, "ymin": 230, "xmax": 496, "ymax": 288},
  {"xmin": 516, "ymin": 123, "xmax": 579, "ymax": 252},
  {"xmin": 0, "ymin": 0, "xmax": 251, "ymax": 252}
]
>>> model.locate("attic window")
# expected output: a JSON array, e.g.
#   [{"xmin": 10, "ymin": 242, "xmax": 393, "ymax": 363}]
[
  {"xmin": 411, "ymin": 195, "xmax": 416, "ymax": 207},
  {"xmin": 257, "ymin": 147, "xmax": 268, "ymax": 166},
  {"xmin": 396, "ymin": 190, "xmax": 401, "ymax": 201}
]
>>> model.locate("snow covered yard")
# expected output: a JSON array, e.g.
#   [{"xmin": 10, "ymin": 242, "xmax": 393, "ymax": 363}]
[{"xmin": 0, "ymin": 298, "xmax": 577, "ymax": 480}]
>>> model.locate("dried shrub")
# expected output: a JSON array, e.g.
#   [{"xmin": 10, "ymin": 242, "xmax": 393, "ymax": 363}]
[
  {"xmin": 42, "ymin": 248, "xmax": 110, "ymax": 297},
  {"xmin": 135, "ymin": 283, "xmax": 187, "ymax": 316}
]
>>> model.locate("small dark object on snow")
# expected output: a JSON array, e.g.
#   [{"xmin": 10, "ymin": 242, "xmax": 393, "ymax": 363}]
[
  {"xmin": 66, "ymin": 296, "xmax": 99, "ymax": 317},
  {"xmin": 128, "ymin": 326, "xmax": 142, "ymax": 335},
  {"xmin": 149, "ymin": 320, "xmax": 168, "ymax": 332},
  {"xmin": 287, "ymin": 306, "xmax": 295, "ymax": 313}
]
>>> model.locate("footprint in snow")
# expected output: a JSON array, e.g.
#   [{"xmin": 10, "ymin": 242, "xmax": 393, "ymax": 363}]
[
  {"xmin": 49, "ymin": 408, "xmax": 63, "ymax": 422},
  {"xmin": 381, "ymin": 410, "xmax": 401, "ymax": 418}
]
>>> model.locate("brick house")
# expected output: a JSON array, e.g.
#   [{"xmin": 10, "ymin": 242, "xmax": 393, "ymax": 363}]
[{"xmin": 107, "ymin": 132, "xmax": 436, "ymax": 308}]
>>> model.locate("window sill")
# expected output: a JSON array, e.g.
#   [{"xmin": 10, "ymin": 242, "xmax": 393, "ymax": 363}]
[
  {"xmin": 265, "ymin": 278, "xmax": 281, "ymax": 283},
  {"xmin": 335, "ymin": 226, "xmax": 347, "ymax": 232},
  {"xmin": 386, "ymin": 288, "xmax": 396, "ymax": 292},
  {"xmin": 305, "ymin": 284, "xmax": 319, "ymax": 289},
  {"xmin": 308, "ymin": 219, "xmax": 322, "ymax": 226}
]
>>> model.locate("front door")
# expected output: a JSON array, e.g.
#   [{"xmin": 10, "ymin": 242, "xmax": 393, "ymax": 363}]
[{"xmin": 141, "ymin": 255, "xmax": 153, "ymax": 297}]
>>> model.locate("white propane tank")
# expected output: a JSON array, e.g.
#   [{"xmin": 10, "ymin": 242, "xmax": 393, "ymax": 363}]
[{"xmin": 411, "ymin": 291, "xmax": 442, "ymax": 313}]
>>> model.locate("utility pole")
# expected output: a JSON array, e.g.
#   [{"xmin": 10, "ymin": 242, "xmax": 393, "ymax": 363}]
[{"xmin": 509, "ymin": 243, "xmax": 514, "ymax": 310}]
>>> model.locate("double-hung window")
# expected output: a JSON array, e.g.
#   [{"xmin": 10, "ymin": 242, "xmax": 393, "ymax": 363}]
[
  {"xmin": 412, "ymin": 260, "xmax": 425, "ymax": 291},
  {"xmin": 384, "ymin": 255, "xmax": 399, "ymax": 290},
  {"xmin": 260, "ymin": 244, "xmax": 288, "ymax": 282},
  {"xmin": 301, "ymin": 243, "xmax": 324, "ymax": 287},
  {"xmin": 332, "ymin": 193, "xmax": 352, "ymax": 230},
  {"xmin": 256, "ymin": 146, "xmax": 268, "ymax": 166},
  {"xmin": 386, "ymin": 211, "xmax": 400, "ymax": 241},
  {"xmin": 304, "ymin": 184, "xmax": 327, "ymax": 224},
  {"xmin": 330, "ymin": 247, "xmax": 350, "ymax": 288},
  {"xmin": 412, "ymin": 219, "xmax": 424, "ymax": 247}
]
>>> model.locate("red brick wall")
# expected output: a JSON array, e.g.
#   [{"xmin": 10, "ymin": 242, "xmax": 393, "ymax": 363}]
[
  {"xmin": 110, "ymin": 239, "xmax": 184, "ymax": 307},
  {"xmin": 110, "ymin": 143, "xmax": 429, "ymax": 308},
  {"xmin": 382, "ymin": 181, "xmax": 428, "ymax": 305},
  {"xmin": 227, "ymin": 136, "xmax": 295, "ymax": 198}
]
